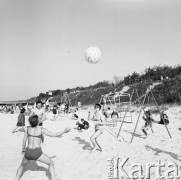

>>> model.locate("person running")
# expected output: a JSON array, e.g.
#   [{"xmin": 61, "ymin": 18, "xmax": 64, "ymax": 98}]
[
  {"xmin": 141, "ymin": 110, "xmax": 156, "ymax": 136},
  {"xmin": 12, "ymin": 108, "xmax": 26, "ymax": 133},
  {"xmin": 15, "ymin": 115, "xmax": 71, "ymax": 180}
]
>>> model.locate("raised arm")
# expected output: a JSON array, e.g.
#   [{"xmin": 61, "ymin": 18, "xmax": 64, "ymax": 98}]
[{"xmin": 42, "ymin": 127, "xmax": 71, "ymax": 137}]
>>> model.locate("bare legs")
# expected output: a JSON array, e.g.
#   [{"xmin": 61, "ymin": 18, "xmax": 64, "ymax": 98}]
[
  {"xmin": 141, "ymin": 126, "xmax": 151, "ymax": 136},
  {"xmin": 112, "ymin": 115, "xmax": 117, "ymax": 127},
  {"xmin": 12, "ymin": 126, "xmax": 25, "ymax": 133},
  {"xmin": 90, "ymin": 129, "xmax": 103, "ymax": 152},
  {"xmin": 12, "ymin": 126, "xmax": 19, "ymax": 133},
  {"xmin": 38, "ymin": 153, "xmax": 60, "ymax": 180},
  {"xmin": 15, "ymin": 157, "xmax": 29, "ymax": 180},
  {"xmin": 15, "ymin": 153, "xmax": 60, "ymax": 180}
]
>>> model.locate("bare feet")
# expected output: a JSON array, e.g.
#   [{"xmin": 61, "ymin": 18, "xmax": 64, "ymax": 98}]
[{"xmin": 91, "ymin": 147, "xmax": 102, "ymax": 152}]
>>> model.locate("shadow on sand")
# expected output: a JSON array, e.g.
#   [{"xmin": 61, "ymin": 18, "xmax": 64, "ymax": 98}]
[
  {"xmin": 20, "ymin": 161, "xmax": 52, "ymax": 180},
  {"xmin": 123, "ymin": 130, "xmax": 146, "ymax": 139},
  {"xmin": 145, "ymin": 145, "xmax": 181, "ymax": 161},
  {"xmin": 73, "ymin": 137, "xmax": 92, "ymax": 151}
]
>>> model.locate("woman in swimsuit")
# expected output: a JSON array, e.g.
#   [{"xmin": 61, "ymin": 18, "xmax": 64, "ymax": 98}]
[
  {"xmin": 90, "ymin": 104, "xmax": 112, "ymax": 152},
  {"xmin": 15, "ymin": 115, "xmax": 71, "ymax": 180}
]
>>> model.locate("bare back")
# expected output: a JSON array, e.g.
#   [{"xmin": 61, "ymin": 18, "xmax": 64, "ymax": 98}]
[{"xmin": 26, "ymin": 126, "xmax": 43, "ymax": 149}]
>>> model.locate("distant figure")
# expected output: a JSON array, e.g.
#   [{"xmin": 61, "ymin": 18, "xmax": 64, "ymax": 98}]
[
  {"xmin": 64, "ymin": 102, "xmax": 69, "ymax": 113},
  {"xmin": 12, "ymin": 108, "xmax": 26, "ymax": 133},
  {"xmin": 104, "ymin": 107, "xmax": 113, "ymax": 122},
  {"xmin": 157, "ymin": 111, "xmax": 169, "ymax": 125},
  {"xmin": 15, "ymin": 115, "xmax": 71, "ymax": 180},
  {"xmin": 72, "ymin": 108, "xmax": 79, "ymax": 120},
  {"xmin": 31, "ymin": 101, "xmax": 45, "ymax": 126},
  {"xmin": 43, "ymin": 105, "xmax": 54, "ymax": 121},
  {"xmin": 142, "ymin": 110, "xmax": 156, "ymax": 136},
  {"xmin": 111, "ymin": 110, "xmax": 119, "ymax": 127},
  {"xmin": 87, "ymin": 111, "xmax": 91, "ymax": 121},
  {"xmin": 76, "ymin": 118, "xmax": 89, "ymax": 131},
  {"xmin": 52, "ymin": 105, "xmax": 58, "ymax": 120},
  {"xmin": 78, "ymin": 100, "xmax": 81, "ymax": 109}
]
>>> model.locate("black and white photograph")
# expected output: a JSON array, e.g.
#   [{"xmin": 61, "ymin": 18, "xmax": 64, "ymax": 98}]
[{"xmin": 0, "ymin": 0, "xmax": 181, "ymax": 179}]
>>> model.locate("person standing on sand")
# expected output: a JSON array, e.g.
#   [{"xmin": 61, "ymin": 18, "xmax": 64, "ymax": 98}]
[
  {"xmin": 12, "ymin": 108, "xmax": 26, "ymax": 133},
  {"xmin": 15, "ymin": 115, "xmax": 71, "ymax": 180},
  {"xmin": 78, "ymin": 100, "xmax": 81, "ymax": 109},
  {"xmin": 31, "ymin": 101, "xmax": 45, "ymax": 126},
  {"xmin": 90, "ymin": 104, "xmax": 112, "ymax": 152}
]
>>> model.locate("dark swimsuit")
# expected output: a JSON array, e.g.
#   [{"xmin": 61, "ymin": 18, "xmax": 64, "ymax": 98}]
[
  {"xmin": 24, "ymin": 128, "xmax": 43, "ymax": 161},
  {"xmin": 158, "ymin": 114, "xmax": 169, "ymax": 125},
  {"xmin": 144, "ymin": 117, "xmax": 153, "ymax": 127},
  {"xmin": 16, "ymin": 113, "xmax": 25, "ymax": 126}
]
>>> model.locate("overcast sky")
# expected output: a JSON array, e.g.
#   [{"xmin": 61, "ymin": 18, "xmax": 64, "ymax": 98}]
[{"xmin": 0, "ymin": 0, "xmax": 181, "ymax": 100}]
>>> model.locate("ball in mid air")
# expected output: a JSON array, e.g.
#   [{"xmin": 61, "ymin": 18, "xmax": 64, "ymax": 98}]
[{"xmin": 85, "ymin": 47, "xmax": 101, "ymax": 64}]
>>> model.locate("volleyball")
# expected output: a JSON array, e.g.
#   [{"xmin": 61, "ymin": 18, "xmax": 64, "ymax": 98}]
[{"xmin": 85, "ymin": 47, "xmax": 101, "ymax": 64}]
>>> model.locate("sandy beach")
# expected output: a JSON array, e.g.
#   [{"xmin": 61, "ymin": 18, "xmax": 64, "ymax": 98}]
[{"xmin": 0, "ymin": 107, "xmax": 180, "ymax": 180}]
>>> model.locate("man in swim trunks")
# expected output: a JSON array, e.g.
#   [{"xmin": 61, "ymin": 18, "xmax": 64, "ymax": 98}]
[
  {"xmin": 15, "ymin": 115, "xmax": 71, "ymax": 180},
  {"xmin": 31, "ymin": 101, "xmax": 45, "ymax": 126}
]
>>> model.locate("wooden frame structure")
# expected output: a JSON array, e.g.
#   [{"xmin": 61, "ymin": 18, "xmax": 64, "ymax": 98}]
[
  {"xmin": 116, "ymin": 85, "xmax": 172, "ymax": 143},
  {"xmin": 130, "ymin": 86, "xmax": 172, "ymax": 143}
]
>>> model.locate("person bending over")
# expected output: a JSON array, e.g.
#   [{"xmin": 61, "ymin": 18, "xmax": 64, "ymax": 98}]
[
  {"xmin": 15, "ymin": 115, "xmax": 70, "ymax": 180},
  {"xmin": 76, "ymin": 118, "xmax": 89, "ymax": 131}
]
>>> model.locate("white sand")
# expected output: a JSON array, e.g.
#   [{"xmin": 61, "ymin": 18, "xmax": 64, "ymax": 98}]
[{"xmin": 0, "ymin": 106, "xmax": 181, "ymax": 180}]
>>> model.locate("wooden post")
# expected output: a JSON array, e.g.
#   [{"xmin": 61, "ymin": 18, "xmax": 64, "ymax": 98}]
[
  {"xmin": 130, "ymin": 93, "xmax": 147, "ymax": 143},
  {"xmin": 150, "ymin": 90, "xmax": 172, "ymax": 138}
]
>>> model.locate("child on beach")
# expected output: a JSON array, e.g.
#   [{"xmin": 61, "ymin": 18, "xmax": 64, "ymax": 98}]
[
  {"xmin": 157, "ymin": 111, "xmax": 169, "ymax": 125},
  {"xmin": 142, "ymin": 110, "xmax": 156, "ymax": 136},
  {"xmin": 12, "ymin": 108, "xmax": 26, "ymax": 133},
  {"xmin": 111, "ymin": 110, "xmax": 119, "ymax": 127}
]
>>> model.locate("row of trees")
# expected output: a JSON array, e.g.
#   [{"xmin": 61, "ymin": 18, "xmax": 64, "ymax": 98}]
[
  {"xmin": 123, "ymin": 64, "xmax": 181, "ymax": 85},
  {"xmin": 33, "ymin": 64, "xmax": 181, "ymax": 105}
]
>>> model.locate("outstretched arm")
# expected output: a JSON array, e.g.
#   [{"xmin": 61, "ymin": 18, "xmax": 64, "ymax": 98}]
[{"xmin": 42, "ymin": 127, "xmax": 71, "ymax": 137}]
